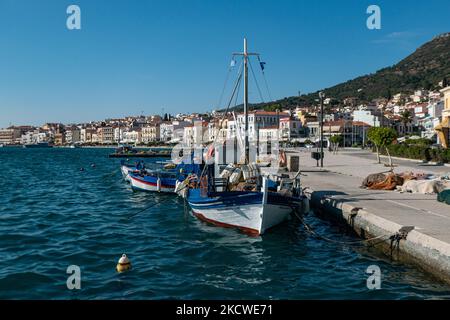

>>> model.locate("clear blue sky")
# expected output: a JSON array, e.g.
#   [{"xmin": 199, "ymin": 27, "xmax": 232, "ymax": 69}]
[{"xmin": 0, "ymin": 0, "xmax": 449, "ymax": 127}]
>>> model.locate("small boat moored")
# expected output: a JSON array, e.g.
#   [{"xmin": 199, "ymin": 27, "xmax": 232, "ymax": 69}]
[
  {"xmin": 120, "ymin": 160, "xmax": 147, "ymax": 182},
  {"xmin": 129, "ymin": 171, "xmax": 178, "ymax": 193}
]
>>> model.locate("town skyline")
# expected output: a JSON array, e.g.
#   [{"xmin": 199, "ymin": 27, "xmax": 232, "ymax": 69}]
[{"xmin": 1, "ymin": 0, "xmax": 450, "ymax": 128}]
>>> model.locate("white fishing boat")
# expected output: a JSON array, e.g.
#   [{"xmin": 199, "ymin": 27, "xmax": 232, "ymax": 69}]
[
  {"xmin": 186, "ymin": 39, "xmax": 308, "ymax": 236},
  {"xmin": 120, "ymin": 160, "xmax": 146, "ymax": 182},
  {"xmin": 129, "ymin": 171, "xmax": 177, "ymax": 193}
]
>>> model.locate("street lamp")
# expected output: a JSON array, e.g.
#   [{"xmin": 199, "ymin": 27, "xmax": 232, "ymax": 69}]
[{"xmin": 319, "ymin": 91, "xmax": 325, "ymax": 168}]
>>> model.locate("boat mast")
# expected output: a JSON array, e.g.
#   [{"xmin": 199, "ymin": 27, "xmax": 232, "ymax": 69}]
[
  {"xmin": 233, "ymin": 38, "xmax": 258, "ymax": 164},
  {"xmin": 243, "ymin": 38, "xmax": 249, "ymax": 164}
]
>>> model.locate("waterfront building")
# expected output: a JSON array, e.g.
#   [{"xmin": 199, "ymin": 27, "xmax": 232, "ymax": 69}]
[
  {"xmin": 183, "ymin": 125, "xmax": 194, "ymax": 146},
  {"xmin": 160, "ymin": 120, "xmax": 190, "ymax": 143},
  {"xmin": 122, "ymin": 129, "xmax": 142, "ymax": 144},
  {"xmin": 230, "ymin": 111, "xmax": 288, "ymax": 141},
  {"xmin": 279, "ymin": 117, "xmax": 304, "ymax": 141},
  {"xmin": 65, "ymin": 127, "xmax": 81, "ymax": 144},
  {"xmin": 91, "ymin": 133, "xmax": 100, "ymax": 144},
  {"xmin": 436, "ymin": 86, "xmax": 450, "ymax": 148},
  {"xmin": 80, "ymin": 128, "xmax": 97, "ymax": 144},
  {"xmin": 258, "ymin": 126, "xmax": 279, "ymax": 142},
  {"xmin": 98, "ymin": 126, "xmax": 114, "ymax": 144},
  {"xmin": 307, "ymin": 120, "xmax": 371, "ymax": 147},
  {"xmin": 54, "ymin": 132, "xmax": 66, "ymax": 146},
  {"xmin": 0, "ymin": 127, "xmax": 22, "ymax": 145},
  {"xmin": 21, "ymin": 130, "xmax": 49, "ymax": 145},
  {"xmin": 141, "ymin": 124, "xmax": 160, "ymax": 143},
  {"xmin": 207, "ymin": 119, "xmax": 228, "ymax": 143}
]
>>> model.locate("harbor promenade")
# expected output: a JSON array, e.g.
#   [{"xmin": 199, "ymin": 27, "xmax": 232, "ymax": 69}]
[{"xmin": 296, "ymin": 148, "xmax": 450, "ymax": 284}]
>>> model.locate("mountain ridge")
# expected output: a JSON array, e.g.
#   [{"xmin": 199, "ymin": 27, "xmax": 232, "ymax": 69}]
[{"xmin": 226, "ymin": 32, "xmax": 450, "ymax": 112}]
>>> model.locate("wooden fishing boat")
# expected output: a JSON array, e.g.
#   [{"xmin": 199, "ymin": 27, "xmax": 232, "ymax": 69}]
[{"xmin": 186, "ymin": 39, "xmax": 308, "ymax": 236}]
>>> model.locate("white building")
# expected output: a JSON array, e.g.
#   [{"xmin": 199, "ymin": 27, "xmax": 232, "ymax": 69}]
[
  {"xmin": 122, "ymin": 129, "xmax": 142, "ymax": 144},
  {"xmin": 21, "ymin": 130, "xmax": 49, "ymax": 145},
  {"xmin": 183, "ymin": 125, "xmax": 194, "ymax": 146},
  {"xmin": 160, "ymin": 120, "xmax": 190, "ymax": 143},
  {"xmin": 230, "ymin": 111, "xmax": 288, "ymax": 141},
  {"xmin": 113, "ymin": 128, "xmax": 123, "ymax": 143},
  {"xmin": 279, "ymin": 117, "xmax": 303, "ymax": 141},
  {"xmin": 65, "ymin": 128, "xmax": 81, "ymax": 144},
  {"xmin": 258, "ymin": 126, "xmax": 279, "ymax": 141},
  {"xmin": 141, "ymin": 125, "xmax": 160, "ymax": 143},
  {"xmin": 80, "ymin": 128, "xmax": 97, "ymax": 144},
  {"xmin": 352, "ymin": 109, "xmax": 382, "ymax": 127},
  {"xmin": 428, "ymin": 101, "xmax": 444, "ymax": 118},
  {"xmin": 91, "ymin": 133, "xmax": 100, "ymax": 144},
  {"xmin": 207, "ymin": 120, "xmax": 228, "ymax": 143}
]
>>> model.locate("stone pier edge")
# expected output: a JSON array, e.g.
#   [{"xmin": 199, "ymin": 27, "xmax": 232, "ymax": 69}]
[{"xmin": 306, "ymin": 189, "xmax": 450, "ymax": 285}]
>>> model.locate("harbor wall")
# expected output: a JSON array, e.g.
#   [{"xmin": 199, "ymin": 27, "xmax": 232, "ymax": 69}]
[{"xmin": 307, "ymin": 189, "xmax": 450, "ymax": 285}]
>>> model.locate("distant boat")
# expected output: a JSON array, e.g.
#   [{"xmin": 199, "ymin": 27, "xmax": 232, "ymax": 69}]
[
  {"xmin": 23, "ymin": 142, "xmax": 53, "ymax": 148},
  {"xmin": 109, "ymin": 145, "xmax": 171, "ymax": 158}
]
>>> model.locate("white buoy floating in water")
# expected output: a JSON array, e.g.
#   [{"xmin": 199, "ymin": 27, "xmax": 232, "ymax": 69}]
[{"xmin": 116, "ymin": 254, "xmax": 132, "ymax": 273}]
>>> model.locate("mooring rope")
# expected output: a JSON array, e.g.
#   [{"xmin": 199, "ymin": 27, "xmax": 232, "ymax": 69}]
[
  {"xmin": 292, "ymin": 210, "xmax": 388, "ymax": 245},
  {"xmin": 122, "ymin": 196, "xmax": 173, "ymax": 220}
]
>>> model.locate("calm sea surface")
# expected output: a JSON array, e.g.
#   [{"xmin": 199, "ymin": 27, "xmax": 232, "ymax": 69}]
[{"xmin": 1, "ymin": 147, "xmax": 450, "ymax": 299}]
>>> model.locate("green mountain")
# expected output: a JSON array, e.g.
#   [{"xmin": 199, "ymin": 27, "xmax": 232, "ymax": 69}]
[{"xmin": 237, "ymin": 32, "xmax": 450, "ymax": 112}]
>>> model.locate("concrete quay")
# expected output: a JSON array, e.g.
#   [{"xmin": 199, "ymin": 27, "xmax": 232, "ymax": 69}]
[{"xmin": 295, "ymin": 149, "xmax": 450, "ymax": 284}]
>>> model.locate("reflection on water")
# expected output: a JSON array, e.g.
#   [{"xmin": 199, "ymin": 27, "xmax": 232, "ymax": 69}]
[{"xmin": 1, "ymin": 147, "xmax": 450, "ymax": 299}]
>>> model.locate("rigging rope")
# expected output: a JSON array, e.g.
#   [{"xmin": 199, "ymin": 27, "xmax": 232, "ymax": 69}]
[
  {"xmin": 257, "ymin": 56, "xmax": 273, "ymax": 101},
  {"xmin": 249, "ymin": 58, "xmax": 265, "ymax": 103},
  {"xmin": 216, "ymin": 59, "xmax": 235, "ymax": 110},
  {"xmin": 198, "ymin": 60, "xmax": 244, "ymax": 180}
]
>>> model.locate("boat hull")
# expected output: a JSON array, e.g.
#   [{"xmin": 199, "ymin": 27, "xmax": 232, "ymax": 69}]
[
  {"xmin": 121, "ymin": 165, "xmax": 136, "ymax": 182},
  {"xmin": 129, "ymin": 174, "xmax": 176, "ymax": 193},
  {"xmin": 188, "ymin": 190, "xmax": 305, "ymax": 236}
]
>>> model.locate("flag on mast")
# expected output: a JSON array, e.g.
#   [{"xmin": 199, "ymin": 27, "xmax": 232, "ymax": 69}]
[{"xmin": 259, "ymin": 61, "xmax": 266, "ymax": 71}]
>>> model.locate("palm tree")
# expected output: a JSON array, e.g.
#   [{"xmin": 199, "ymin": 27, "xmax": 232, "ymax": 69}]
[{"xmin": 400, "ymin": 110, "xmax": 413, "ymax": 136}]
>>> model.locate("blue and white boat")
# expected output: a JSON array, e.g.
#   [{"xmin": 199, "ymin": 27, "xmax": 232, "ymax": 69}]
[
  {"xmin": 186, "ymin": 39, "xmax": 308, "ymax": 236},
  {"xmin": 188, "ymin": 179, "xmax": 305, "ymax": 236},
  {"xmin": 129, "ymin": 170, "xmax": 178, "ymax": 193},
  {"xmin": 120, "ymin": 160, "xmax": 146, "ymax": 182},
  {"xmin": 128, "ymin": 162, "xmax": 202, "ymax": 193}
]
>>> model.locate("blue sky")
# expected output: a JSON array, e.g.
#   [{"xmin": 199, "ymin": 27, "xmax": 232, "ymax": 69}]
[{"xmin": 0, "ymin": 0, "xmax": 449, "ymax": 127}]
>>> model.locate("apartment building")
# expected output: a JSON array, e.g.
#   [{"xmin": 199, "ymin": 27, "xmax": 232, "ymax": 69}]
[{"xmin": 0, "ymin": 127, "xmax": 22, "ymax": 145}]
